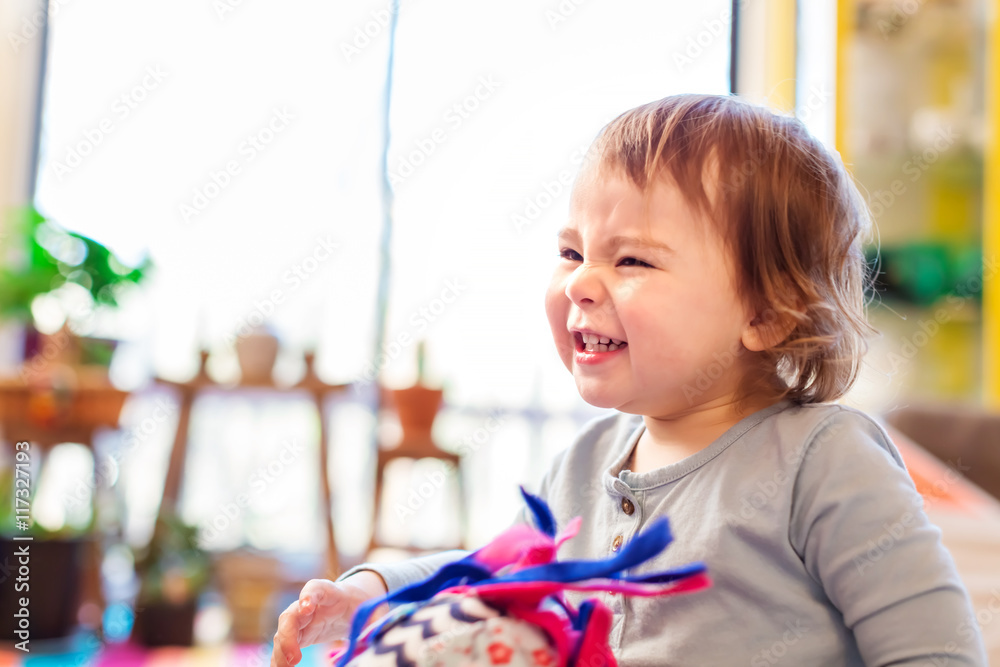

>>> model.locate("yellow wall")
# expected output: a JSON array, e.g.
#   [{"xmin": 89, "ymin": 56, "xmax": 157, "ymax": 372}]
[
  {"xmin": 986, "ymin": 0, "xmax": 1000, "ymax": 405},
  {"xmin": 736, "ymin": 0, "xmax": 798, "ymax": 111}
]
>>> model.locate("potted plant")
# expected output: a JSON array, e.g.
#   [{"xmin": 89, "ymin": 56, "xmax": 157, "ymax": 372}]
[
  {"xmin": 386, "ymin": 341, "xmax": 444, "ymax": 442},
  {"xmin": 215, "ymin": 548, "xmax": 282, "ymax": 643},
  {"xmin": 0, "ymin": 205, "xmax": 151, "ymax": 366},
  {"xmin": 0, "ymin": 207, "xmax": 151, "ymax": 642},
  {"xmin": 0, "ymin": 457, "xmax": 95, "ymax": 640},
  {"xmin": 131, "ymin": 511, "xmax": 211, "ymax": 646}
]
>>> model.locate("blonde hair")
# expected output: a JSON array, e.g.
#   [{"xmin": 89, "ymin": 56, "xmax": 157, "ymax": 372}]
[{"xmin": 590, "ymin": 94, "xmax": 876, "ymax": 405}]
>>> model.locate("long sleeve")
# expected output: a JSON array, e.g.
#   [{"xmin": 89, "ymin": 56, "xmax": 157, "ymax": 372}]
[
  {"xmin": 337, "ymin": 448, "xmax": 569, "ymax": 593},
  {"xmin": 337, "ymin": 550, "xmax": 470, "ymax": 594},
  {"xmin": 789, "ymin": 409, "xmax": 988, "ymax": 666}
]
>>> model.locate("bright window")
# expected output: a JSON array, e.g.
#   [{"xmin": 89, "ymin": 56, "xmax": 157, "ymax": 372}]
[{"xmin": 37, "ymin": 0, "xmax": 733, "ymax": 558}]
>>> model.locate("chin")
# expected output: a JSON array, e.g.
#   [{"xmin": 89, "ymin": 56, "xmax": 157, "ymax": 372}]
[{"xmin": 574, "ymin": 381, "xmax": 623, "ymax": 410}]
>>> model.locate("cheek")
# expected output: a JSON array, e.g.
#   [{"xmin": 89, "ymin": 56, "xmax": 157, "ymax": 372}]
[
  {"xmin": 544, "ymin": 278, "xmax": 561, "ymax": 317},
  {"xmin": 545, "ymin": 278, "xmax": 573, "ymax": 362},
  {"xmin": 544, "ymin": 280, "xmax": 565, "ymax": 330},
  {"xmin": 619, "ymin": 287, "xmax": 721, "ymax": 356}
]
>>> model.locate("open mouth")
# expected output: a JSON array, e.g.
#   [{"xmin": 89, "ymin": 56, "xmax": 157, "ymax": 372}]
[{"xmin": 575, "ymin": 331, "xmax": 628, "ymax": 353}]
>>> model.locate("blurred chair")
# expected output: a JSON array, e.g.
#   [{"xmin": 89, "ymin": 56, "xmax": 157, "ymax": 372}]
[
  {"xmin": 369, "ymin": 384, "xmax": 466, "ymax": 554},
  {"xmin": 884, "ymin": 403, "xmax": 1000, "ymax": 502}
]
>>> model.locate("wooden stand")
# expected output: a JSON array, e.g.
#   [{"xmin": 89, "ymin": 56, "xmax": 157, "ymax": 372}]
[
  {"xmin": 155, "ymin": 350, "xmax": 347, "ymax": 578},
  {"xmin": 369, "ymin": 384, "xmax": 466, "ymax": 553}
]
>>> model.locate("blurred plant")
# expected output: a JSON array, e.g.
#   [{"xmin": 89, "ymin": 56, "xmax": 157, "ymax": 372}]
[
  {"xmin": 133, "ymin": 511, "xmax": 211, "ymax": 605},
  {"xmin": 866, "ymin": 242, "xmax": 983, "ymax": 307},
  {"xmin": 0, "ymin": 205, "xmax": 151, "ymax": 321},
  {"xmin": 0, "ymin": 459, "xmax": 94, "ymax": 539}
]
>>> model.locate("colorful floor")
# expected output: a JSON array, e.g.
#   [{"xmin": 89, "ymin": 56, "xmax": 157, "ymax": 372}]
[{"xmin": 0, "ymin": 636, "xmax": 335, "ymax": 666}]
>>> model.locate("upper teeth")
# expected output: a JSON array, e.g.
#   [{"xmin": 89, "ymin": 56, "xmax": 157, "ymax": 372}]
[{"xmin": 580, "ymin": 332, "xmax": 626, "ymax": 351}]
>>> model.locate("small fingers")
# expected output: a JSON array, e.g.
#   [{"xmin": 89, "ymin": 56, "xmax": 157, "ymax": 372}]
[
  {"xmin": 271, "ymin": 639, "xmax": 291, "ymax": 667},
  {"xmin": 298, "ymin": 578, "xmax": 338, "ymax": 616},
  {"xmin": 273, "ymin": 601, "xmax": 305, "ymax": 666}
]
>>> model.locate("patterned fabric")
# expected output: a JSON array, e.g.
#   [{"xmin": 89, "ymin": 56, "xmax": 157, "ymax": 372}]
[
  {"xmin": 332, "ymin": 488, "xmax": 709, "ymax": 667},
  {"xmin": 343, "ymin": 594, "xmax": 558, "ymax": 667}
]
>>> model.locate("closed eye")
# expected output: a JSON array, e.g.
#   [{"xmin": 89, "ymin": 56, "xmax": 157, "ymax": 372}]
[
  {"xmin": 618, "ymin": 257, "xmax": 654, "ymax": 268},
  {"xmin": 559, "ymin": 250, "xmax": 654, "ymax": 267}
]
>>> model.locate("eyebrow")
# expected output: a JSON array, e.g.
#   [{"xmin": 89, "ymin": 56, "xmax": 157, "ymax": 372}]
[{"xmin": 556, "ymin": 227, "xmax": 674, "ymax": 255}]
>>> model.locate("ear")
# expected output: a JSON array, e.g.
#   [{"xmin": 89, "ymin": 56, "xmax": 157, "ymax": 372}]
[{"xmin": 741, "ymin": 307, "xmax": 798, "ymax": 352}]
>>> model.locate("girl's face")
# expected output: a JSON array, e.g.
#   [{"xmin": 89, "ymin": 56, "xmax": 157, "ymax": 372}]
[{"xmin": 544, "ymin": 165, "xmax": 758, "ymax": 417}]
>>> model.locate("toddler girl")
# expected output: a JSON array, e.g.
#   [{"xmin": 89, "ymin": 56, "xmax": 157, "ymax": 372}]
[{"xmin": 272, "ymin": 94, "xmax": 987, "ymax": 666}]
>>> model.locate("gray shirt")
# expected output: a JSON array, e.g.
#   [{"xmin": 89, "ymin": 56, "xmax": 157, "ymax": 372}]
[{"xmin": 341, "ymin": 400, "xmax": 987, "ymax": 666}]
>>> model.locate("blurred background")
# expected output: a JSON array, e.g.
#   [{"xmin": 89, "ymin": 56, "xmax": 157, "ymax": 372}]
[{"xmin": 0, "ymin": 0, "xmax": 999, "ymax": 664}]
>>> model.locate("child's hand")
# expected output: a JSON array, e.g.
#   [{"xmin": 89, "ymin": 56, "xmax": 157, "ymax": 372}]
[{"xmin": 271, "ymin": 571, "xmax": 389, "ymax": 667}]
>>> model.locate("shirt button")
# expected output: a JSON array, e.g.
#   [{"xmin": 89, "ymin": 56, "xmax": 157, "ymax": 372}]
[
  {"xmin": 612, "ymin": 535, "xmax": 623, "ymax": 551},
  {"xmin": 622, "ymin": 498, "xmax": 634, "ymax": 515}
]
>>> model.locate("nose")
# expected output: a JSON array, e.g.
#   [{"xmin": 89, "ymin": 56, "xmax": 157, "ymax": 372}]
[{"xmin": 564, "ymin": 262, "xmax": 604, "ymax": 308}]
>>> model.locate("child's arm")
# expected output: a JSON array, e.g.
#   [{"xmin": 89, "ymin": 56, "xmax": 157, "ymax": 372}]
[
  {"xmin": 270, "ymin": 551, "xmax": 473, "ymax": 666},
  {"xmin": 271, "ymin": 570, "xmax": 390, "ymax": 667},
  {"xmin": 333, "ymin": 496, "xmax": 548, "ymax": 594},
  {"xmin": 336, "ymin": 549, "xmax": 470, "ymax": 595},
  {"xmin": 272, "ymin": 455, "xmax": 564, "ymax": 666},
  {"xmin": 335, "ymin": 451, "xmax": 567, "ymax": 595},
  {"xmin": 789, "ymin": 409, "xmax": 988, "ymax": 665}
]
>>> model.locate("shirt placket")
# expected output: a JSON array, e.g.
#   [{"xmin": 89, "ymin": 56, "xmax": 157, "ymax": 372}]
[{"xmin": 608, "ymin": 480, "xmax": 641, "ymax": 650}]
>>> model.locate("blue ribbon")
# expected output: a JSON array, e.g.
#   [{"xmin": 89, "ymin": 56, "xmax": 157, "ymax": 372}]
[{"xmin": 335, "ymin": 493, "xmax": 706, "ymax": 667}]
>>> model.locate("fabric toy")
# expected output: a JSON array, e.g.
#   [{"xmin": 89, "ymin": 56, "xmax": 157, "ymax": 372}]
[{"xmin": 333, "ymin": 487, "xmax": 710, "ymax": 667}]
